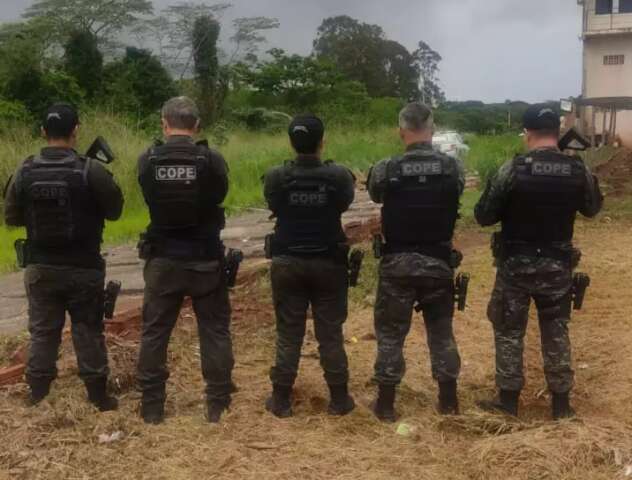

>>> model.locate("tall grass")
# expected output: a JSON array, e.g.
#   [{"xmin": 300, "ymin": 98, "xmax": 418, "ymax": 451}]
[{"xmin": 465, "ymin": 134, "xmax": 524, "ymax": 186}]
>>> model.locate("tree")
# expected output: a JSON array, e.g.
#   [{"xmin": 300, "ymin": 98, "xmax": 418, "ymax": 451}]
[
  {"xmin": 193, "ymin": 15, "xmax": 221, "ymax": 124},
  {"xmin": 229, "ymin": 16, "xmax": 280, "ymax": 64},
  {"xmin": 23, "ymin": 0, "xmax": 153, "ymax": 44},
  {"xmin": 103, "ymin": 47, "xmax": 177, "ymax": 117},
  {"xmin": 64, "ymin": 30, "xmax": 103, "ymax": 99},
  {"xmin": 313, "ymin": 16, "xmax": 389, "ymax": 97},
  {"xmin": 413, "ymin": 41, "xmax": 445, "ymax": 106},
  {"xmin": 381, "ymin": 40, "xmax": 420, "ymax": 101}
]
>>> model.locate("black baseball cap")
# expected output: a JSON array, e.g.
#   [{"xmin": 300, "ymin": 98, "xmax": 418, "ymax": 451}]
[
  {"xmin": 523, "ymin": 104, "xmax": 561, "ymax": 131},
  {"xmin": 288, "ymin": 114, "xmax": 325, "ymax": 154},
  {"xmin": 42, "ymin": 103, "xmax": 80, "ymax": 138}
]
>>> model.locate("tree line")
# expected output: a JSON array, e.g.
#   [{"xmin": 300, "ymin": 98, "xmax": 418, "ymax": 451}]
[{"xmin": 0, "ymin": 0, "xmax": 528, "ymax": 135}]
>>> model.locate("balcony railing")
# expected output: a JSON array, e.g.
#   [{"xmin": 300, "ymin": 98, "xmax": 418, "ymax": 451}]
[{"xmin": 585, "ymin": 8, "xmax": 632, "ymax": 35}]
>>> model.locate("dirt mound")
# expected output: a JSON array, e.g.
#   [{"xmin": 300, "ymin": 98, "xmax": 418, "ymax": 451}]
[{"xmin": 594, "ymin": 147, "xmax": 632, "ymax": 196}]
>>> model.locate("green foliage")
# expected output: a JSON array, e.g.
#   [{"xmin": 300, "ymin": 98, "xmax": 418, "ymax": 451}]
[
  {"xmin": 435, "ymin": 101, "xmax": 530, "ymax": 135},
  {"xmin": 64, "ymin": 30, "xmax": 103, "ymax": 99},
  {"xmin": 24, "ymin": 0, "xmax": 153, "ymax": 44},
  {"xmin": 466, "ymin": 134, "xmax": 524, "ymax": 185},
  {"xmin": 102, "ymin": 47, "xmax": 177, "ymax": 118},
  {"xmin": 0, "ymin": 99, "xmax": 31, "ymax": 129}
]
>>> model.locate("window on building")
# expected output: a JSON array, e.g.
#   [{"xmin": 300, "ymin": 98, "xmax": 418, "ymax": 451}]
[
  {"xmin": 596, "ymin": 0, "xmax": 613, "ymax": 14},
  {"xmin": 619, "ymin": 0, "xmax": 632, "ymax": 13},
  {"xmin": 603, "ymin": 54, "xmax": 625, "ymax": 65}
]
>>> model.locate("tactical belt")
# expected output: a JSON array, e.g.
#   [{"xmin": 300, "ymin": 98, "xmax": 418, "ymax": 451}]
[
  {"xmin": 503, "ymin": 243, "xmax": 572, "ymax": 263},
  {"xmin": 140, "ymin": 238, "xmax": 223, "ymax": 261},
  {"xmin": 266, "ymin": 236, "xmax": 349, "ymax": 262},
  {"xmin": 28, "ymin": 249, "xmax": 105, "ymax": 271},
  {"xmin": 383, "ymin": 243, "xmax": 453, "ymax": 264}
]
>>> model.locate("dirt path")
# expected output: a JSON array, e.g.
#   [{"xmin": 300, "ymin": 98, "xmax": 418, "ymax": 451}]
[
  {"xmin": 1, "ymin": 216, "xmax": 631, "ymax": 480},
  {"xmin": 0, "ymin": 189, "xmax": 379, "ymax": 334}
]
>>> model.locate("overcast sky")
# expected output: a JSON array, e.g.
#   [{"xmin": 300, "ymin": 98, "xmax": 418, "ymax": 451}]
[{"xmin": 1, "ymin": 0, "xmax": 584, "ymax": 103}]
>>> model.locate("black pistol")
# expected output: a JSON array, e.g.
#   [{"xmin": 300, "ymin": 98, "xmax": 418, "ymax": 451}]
[
  {"xmin": 104, "ymin": 281, "xmax": 122, "ymax": 320},
  {"xmin": 572, "ymin": 273, "xmax": 591, "ymax": 311},
  {"xmin": 14, "ymin": 239, "xmax": 29, "ymax": 269},
  {"xmin": 348, "ymin": 249, "xmax": 365, "ymax": 288},
  {"xmin": 86, "ymin": 137, "xmax": 115, "ymax": 164},
  {"xmin": 225, "ymin": 249, "xmax": 244, "ymax": 288},
  {"xmin": 455, "ymin": 273, "xmax": 470, "ymax": 312}
]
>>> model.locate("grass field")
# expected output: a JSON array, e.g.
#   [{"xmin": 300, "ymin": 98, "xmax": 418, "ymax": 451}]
[{"xmin": 0, "ymin": 112, "xmax": 524, "ymax": 273}]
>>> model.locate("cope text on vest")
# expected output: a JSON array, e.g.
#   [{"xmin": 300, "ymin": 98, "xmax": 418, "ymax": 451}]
[
  {"xmin": 531, "ymin": 161, "xmax": 572, "ymax": 177},
  {"xmin": 402, "ymin": 160, "xmax": 443, "ymax": 177},
  {"xmin": 30, "ymin": 183, "xmax": 69, "ymax": 200},
  {"xmin": 289, "ymin": 190, "xmax": 328, "ymax": 206},
  {"xmin": 155, "ymin": 165, "xmax": 198, "ymax": 182}
]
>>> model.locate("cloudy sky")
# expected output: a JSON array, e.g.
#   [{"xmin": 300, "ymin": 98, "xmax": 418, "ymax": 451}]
[{"xmin": 1, "ymin": 0, "xmax": 584, "ymax": 103}]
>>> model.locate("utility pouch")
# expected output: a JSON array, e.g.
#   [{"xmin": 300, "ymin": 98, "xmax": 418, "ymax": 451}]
[
  {"xmin": 348, "ymin": 249, "xmax": 365, "ymax": 288},
  {"xmin": 570, "ymin": 248, "xmax": 582, "ymax": 271},
  {"xmin": 454, "ymin": 273, "xmax": 470, "ymax": 312},
  {"xmin": 449, "ymin": 250, "xmax": 464, "ymax": 269},
  {"xmin": 224, "ymin": 249, "xmax": 244, "ymax": 289},
  {"xmin": 491, "ymin": 232, "xmax": 504, "ymax": 260},
  {"xmin": 373, "ymin": 235, "xmax": 384, "ymax": 260},
  {"xmin": 264, "ymin": 234, "xmax": 274, "ymax": 260},
  {"xmin": 572, "ymin": 273, "xmax": 590, "ymax": 311},
  {"xmin": 15, "ymin": 239, "xmax": 29, "ymax": 269},
  {"xmin": 103, "ymin": 281, "xmax": 122, "ymax": 320},
  {"xmin": 137, "ymin": 235, "xmax": 153, "ymax": 261}
]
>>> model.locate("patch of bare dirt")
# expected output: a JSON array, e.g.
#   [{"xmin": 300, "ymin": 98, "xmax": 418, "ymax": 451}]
[{"xmin": 594, "ymin": 148, "xmax": 632, "ymax": 197}]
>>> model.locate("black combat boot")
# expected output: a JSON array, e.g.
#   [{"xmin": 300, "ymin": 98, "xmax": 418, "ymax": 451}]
[
  {"xmin": 327, "ymin": 384, "xmax": 356, "ymax": 416},
  {"xmin": 552, "ymin": 392, "xmax": 576, "ymax": 420},
  {"xmin": 26, "ymin": 379, "xmax": 52, "ymax": 406},
  {"xmin": 478, "ymin": 389, "xmax": 520, "ymax": 417},
  {"xmin": 141, "ymin": 401, "xmax": 165, "ymax": 425},
  {"xmin": 85, "ymin": 378, "xmax": 118, "ymax": 412},
  {"xmin": 265, "ymin": 384, "xmax": 293, "ymax": 418},
  {"xmin": 438, "ymin": 380, "xmax": 459, "ymax": 415},
  {"xmin": 207, "ymin": 400, "xmax": 230, "ymax": 424},
  {"xmin": 371, "ymin": 384, "xmax": 397, "ymax": 423}
]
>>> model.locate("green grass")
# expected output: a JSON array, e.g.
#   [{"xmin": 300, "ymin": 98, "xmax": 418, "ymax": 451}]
[{"xmin": 465, "ymin": 133, "xmax": 524, "ymax": 185}]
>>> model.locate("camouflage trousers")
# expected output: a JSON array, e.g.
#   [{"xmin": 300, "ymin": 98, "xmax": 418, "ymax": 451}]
[
  {"xmin": 269, "ymin": 256, "xmax": 350, "ymax": 387},
  {"xmin": 488, "ymin": 256, "xmax": 574, "ymax": 394},
  {"xmin": 24, "ymin": 265, "xmax": 109, "ymax": 384},
  {"xmin": 137, "ymin": 258, "xmax": 234, "ymax": 406},
  {"xmin": 373, "ymin": 275, "xmax": 461, "ymax": 386}
]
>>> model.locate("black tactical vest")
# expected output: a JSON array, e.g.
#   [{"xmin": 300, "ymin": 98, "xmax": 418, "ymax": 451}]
[
  {"xmin": 502, "ymin": 150, "xmax": 586, "ymax": 243},
  {"xmin": 274, "ymin": 161, "xmax": 345, "ymax": 254},
  {"xmin": 382, "ymin": 150, "xmax": 460, "ymax": 247},
  {"xmin": 17, "ymin": 153, "xmax": 103, "ymax": 266},
  {"xmin": 139, "ymin": 142, "xmax": 225, "ymax": 247}
]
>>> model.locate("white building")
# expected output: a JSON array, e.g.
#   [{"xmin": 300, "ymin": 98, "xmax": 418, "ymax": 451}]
[{"xmin": 579, "ymin": 0, "xmax": 632, "ymax": 146}]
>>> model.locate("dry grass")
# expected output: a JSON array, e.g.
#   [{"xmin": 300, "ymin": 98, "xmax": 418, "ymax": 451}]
[{"xmin": 2, "ymin": 219, "xmax": 632, "ymax": 480}]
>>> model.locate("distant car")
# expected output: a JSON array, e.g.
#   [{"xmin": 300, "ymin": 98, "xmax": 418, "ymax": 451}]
[{"xmin": 432, "ymin": 132, "xmax": 470, "ymax": 159}]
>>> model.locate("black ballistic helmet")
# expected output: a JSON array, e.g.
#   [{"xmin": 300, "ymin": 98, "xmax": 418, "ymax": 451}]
[{"xmin": 288, "ymin": 114, "xmax": 325, "ymax": 154}]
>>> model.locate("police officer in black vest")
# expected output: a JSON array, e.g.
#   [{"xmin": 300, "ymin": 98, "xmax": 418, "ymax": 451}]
[
  {"xmin": 3, "ymin": 104, "xmax": 123, "ymax": 410},
  {"xmin": 263, "ymin": 114, "xmax": 356, "ymax": 418},
  {"xmin": 475, "ymin": 105, "xmax": 603, "ymax": 419},
  {"xmin": 368, "ymin": 102, "xmax": 463, "ymax": 422},
  {"xmin": 136, "ymin": 97, "xmax": 233, "ymax": 424}
]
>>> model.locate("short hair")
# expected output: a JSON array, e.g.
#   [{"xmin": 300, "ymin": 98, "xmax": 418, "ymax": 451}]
[
  {"xmin": 529, "ymin": 128, "xmax": 561, "ymax": 139},
  {"xmin": 399, "ymin": 102, "xmax": 434, "ymax": 132},
  {"xmin": 161, "ymin": 96, "xmax": 200, "ymax": 130},
  {"xmin": 288, "ymin": 114, "xmax": 325, "ymax": 155}
]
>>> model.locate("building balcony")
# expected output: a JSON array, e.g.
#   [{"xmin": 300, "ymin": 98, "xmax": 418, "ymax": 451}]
[{"xmin": 584, "ymin": 8, "xmax": 632, "ymax": 36}]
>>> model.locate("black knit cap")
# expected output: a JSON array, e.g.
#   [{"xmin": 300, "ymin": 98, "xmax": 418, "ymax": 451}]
[
  {"xmin": 288, "ymin": 114, "xmax": 325, "ymax": 154},
  {"xmin": 42, "ymin": 103, "xmax": 79, "ymax": 138},
  {"xmin": 523, "ymin": 104, "xmax": 561, "ymax": 131}
]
